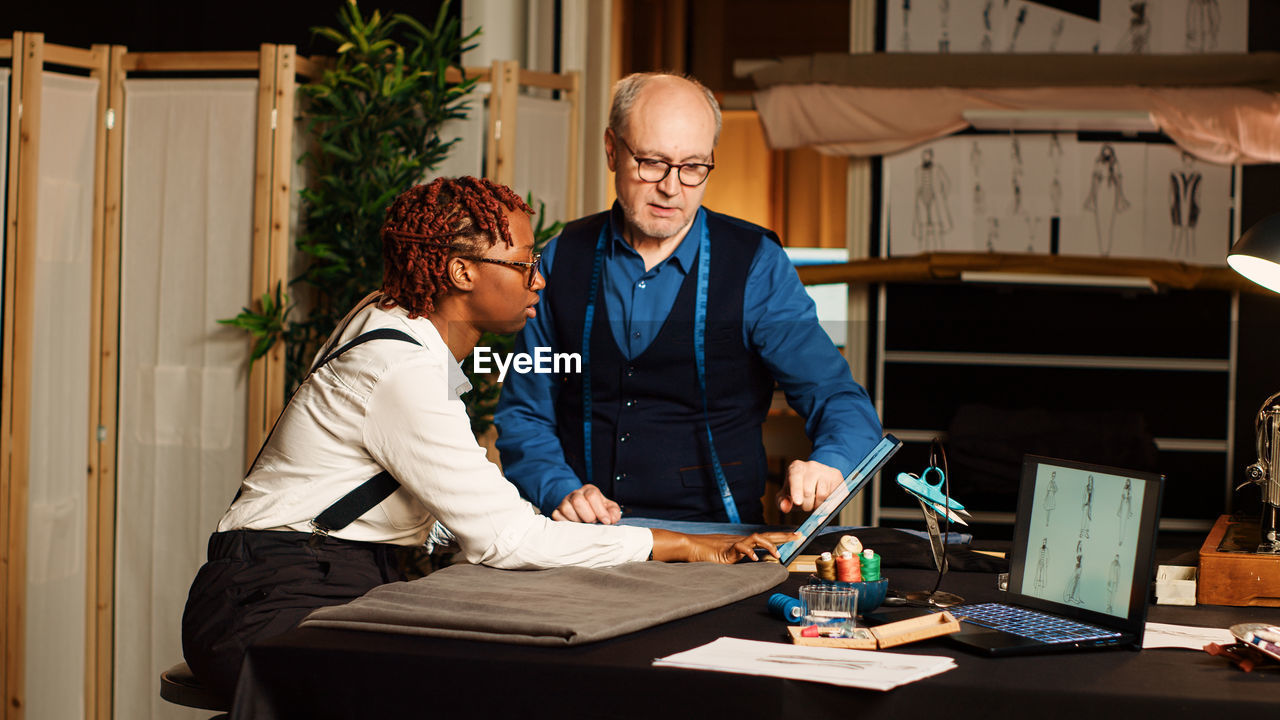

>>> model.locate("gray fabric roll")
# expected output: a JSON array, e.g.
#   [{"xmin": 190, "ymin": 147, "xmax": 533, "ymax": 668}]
[{"xmin": 301, "ymin": 560, "xmax": 788, "ymax": 645}]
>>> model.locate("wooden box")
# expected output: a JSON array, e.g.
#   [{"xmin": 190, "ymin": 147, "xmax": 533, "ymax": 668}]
[
  {"xmin": 788, "ymin": 611, "xmax": 960, "ymax": 649},
  {"xmin": 1198, "ymin": 515, "xmax": 1280, "ymax": 607}
]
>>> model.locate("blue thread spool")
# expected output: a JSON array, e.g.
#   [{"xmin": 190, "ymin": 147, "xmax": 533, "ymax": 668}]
[{"xmin": 767, "ymin": 593, "xmax": 805, "ymax": 624}]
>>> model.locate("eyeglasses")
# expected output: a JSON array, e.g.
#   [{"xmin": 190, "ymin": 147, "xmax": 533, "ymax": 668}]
[
  {"xmin": 457, "ymin": 253, "xmax": 542, "ymax": 287},
  {"xmin": 616, "ymin": 136, "xmax": 714, "ymax": 187}
]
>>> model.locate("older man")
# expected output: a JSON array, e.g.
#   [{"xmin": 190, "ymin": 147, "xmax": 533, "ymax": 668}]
[{"xmin": 494, "ymin": 72, "xmax": 881, "ymax": 525}]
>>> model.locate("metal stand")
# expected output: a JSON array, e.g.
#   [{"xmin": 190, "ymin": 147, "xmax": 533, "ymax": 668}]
[{"xmin": 901, "ymin": 496, "xmax": 964, "ymax": 608}]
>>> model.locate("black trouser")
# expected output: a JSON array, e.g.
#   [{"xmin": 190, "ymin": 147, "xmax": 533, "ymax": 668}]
[{"xmin": 181, "ymin": 529, "xmax": 409, "ymax": 703}]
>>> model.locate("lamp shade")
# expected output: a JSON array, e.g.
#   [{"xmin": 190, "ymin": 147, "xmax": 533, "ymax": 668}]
[{"xmin": 1228, "ymin": 213, "xmax": 1280, "ymax": 294}]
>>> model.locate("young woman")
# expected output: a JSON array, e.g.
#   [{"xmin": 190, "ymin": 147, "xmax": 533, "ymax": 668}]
[{"xmin": 181, "ymin": 177, "xmax": 791, "ymax": 701}]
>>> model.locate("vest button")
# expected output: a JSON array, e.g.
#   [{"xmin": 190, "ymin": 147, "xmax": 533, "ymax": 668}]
[
  {"xmin": 624, "ymin": 399, "xmax": 635, "ymax": 408},
  {"xmin": 625, "ymin": 365, "xmax": 636, "ymax": 377},
  {"xmin": 619, "ymin": 433, "xmax": 631, "ymax": 443},
  {"xmin": 614, "ymin": 473, "xmax": 627, "ymax": 482}
]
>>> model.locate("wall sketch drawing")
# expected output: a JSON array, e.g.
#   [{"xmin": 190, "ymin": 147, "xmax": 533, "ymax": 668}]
[
  {"xmin": 1117, "ymin": 479, "xmax": 1134, "ymax": 542},
  {"xmin": 939, "ymin": 0, "xmax": 951, "ymax": 52},
  {"xmin": 971, "ymin": 140, "xmax": 985, "ymax": 215},
  {"xmin": 1034, "ymin": 538, "xmax": 1050, "ymax": 591},
  {"xmin": 1009, "ymin": 135, "xmax": 1026, "ymax": 216},
  {"xmin": 886, "ymin": 0, "xmax": 1011, "ymax": 54},
  {"xmin": 1101, "ymin": 0, "xmax": 1245, "ymax": 53},
  {"xmin": 914, "ymin": 148, "xmax": 954, "ymax": 250},
  {"xmin": 1048, "ymin": 134, "xmax": 1064, "ymax": 215},
  {"xmin": 887, "ymin": 137, "xmax": 969, "ymax": 255},
  {"xmin": 1115, "ymin": 1, "xmax": 1153, "ymax": 53},
  {"xmin": 1005, "ymin": 1, "xmax": 1101, "ymax": 53},
  {"xmin": 1141, "ymin": 144, "xmax": 1232, "ymax": 264},
  {"xmin": 1169, "ymin": 152, "xmax": 1202, "ymax": 257},
  {"xmin": 901, "ymin": 0, "xmax": 912, "ymax": 51},
  {"xmin": 1078, "ymin": 475, "xmax": 1094, "ymax": 539},
  {"xmin": 1186, "ymin": 0, "xmax": 1221, "ymax": 51},
  {"xmin": 1082, "ymin": 144, "xmax": 1132, "ymax": 256}
]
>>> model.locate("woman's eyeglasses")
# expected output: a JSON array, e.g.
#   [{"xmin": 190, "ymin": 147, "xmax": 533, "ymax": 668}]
[{"xmin": 457, "ymin": 253, "xmax": 542, "ymax": 287}]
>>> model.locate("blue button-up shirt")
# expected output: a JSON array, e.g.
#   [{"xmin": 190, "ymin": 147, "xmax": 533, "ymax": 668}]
[{"xmin": 493, "ymin": 206, "xmax": 882, "ymax": 516}]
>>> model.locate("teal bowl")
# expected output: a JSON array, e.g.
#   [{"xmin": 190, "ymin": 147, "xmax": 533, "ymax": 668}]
[{"xmin": 807, "ymin": 576, "xmax": 890, "ymax": 615}]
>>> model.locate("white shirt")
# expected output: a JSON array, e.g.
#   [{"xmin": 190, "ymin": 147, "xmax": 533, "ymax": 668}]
[{"xmin": 219, "ymin": 293, "xmax": 652, "ymax": 569}]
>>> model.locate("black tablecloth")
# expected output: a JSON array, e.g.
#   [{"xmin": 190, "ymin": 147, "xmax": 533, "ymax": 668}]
[{"xmin": 234, "ymin": 566, "xmax": 1280, "ymax": 719}]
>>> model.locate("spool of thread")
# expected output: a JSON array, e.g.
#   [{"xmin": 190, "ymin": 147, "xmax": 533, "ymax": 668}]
[
  {"xmin": 860, "ymin": 548, "xmax": 882, "ymax": 582},
  {"xmin": 815, "ymin": 551, "xmax": 837, "ymax": 581},
  {"xmin": 836, "ymin": 535, "xmax": 863, "ymax": 557},
  {"xmin": 767, "ymin": 593, "xmax": 805, "ymax": 623},
  {"xmin": 835, "ymin": 552, "xmax": 861, "ymax": 582}
]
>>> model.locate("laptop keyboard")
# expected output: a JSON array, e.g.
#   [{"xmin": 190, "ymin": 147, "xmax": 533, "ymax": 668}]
[{"xmin": 948, "ymin": 603, "xmax": 1123, "ymax": 644}]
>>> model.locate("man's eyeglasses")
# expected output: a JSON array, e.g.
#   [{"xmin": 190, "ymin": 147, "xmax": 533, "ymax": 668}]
[
  {"xmin": 457, "ymin": 253, "xmax": 542, "ymax": 287},
  {"xmin": 616, "ymin": 136, "xmax": 714, "ymax": 187}
]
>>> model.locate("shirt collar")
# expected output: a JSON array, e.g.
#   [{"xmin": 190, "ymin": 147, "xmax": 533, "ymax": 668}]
[
  {"xmin": 607, "ymin": 202, "xmax": 705, "ymax": 274},
  {"xmin": 379, "ymin": 296, "xmax": 473, "ymax": 397}
]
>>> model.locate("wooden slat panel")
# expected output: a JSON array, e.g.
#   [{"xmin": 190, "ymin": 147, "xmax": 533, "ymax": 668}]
[
  {"xmin": 517, "ymin": 68, "xmax": 576, "ymax": 91},
  {"xmin": 84, "ymin": 41, "xmax": 111, "ymax": 720},
  {"xmin": 245, "ymin": 44, "xmax": 277, "ymax": 467},
  {"xmin": 122, "ymin": 50, "xmax": 260, "ymax": 73},
  {"xmin": 93, "ymin": 44, "xmax": 127, "ymax": 720},
  {"xmin": 264, "ymin": 45, "xmax": 296, "ymax": 427},
  {"xmin": 1, "ymin": 31, "xmax": 24, "ymax": 717},
  {"xmin": 5, "ymin": 30, "xmax": 44, "ymax": 720},
  {"xmin": 0, "ymin": 38, "xmax": 12, "ymax": 59},
  {"xmin": 565, "ymin": 70, "xmax": 581, "ymax": 220},
  {"xmin": 43, "ymin": 43, "xmax": 99, "ymax": 71}
]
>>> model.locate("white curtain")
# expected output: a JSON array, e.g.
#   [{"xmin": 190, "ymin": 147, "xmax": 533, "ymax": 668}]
[
  {"xmin": 25, "ymin": 71, "xmax": 99, "ymax": 720},
  {"xmin": 428, "ymin": 85, "xmax": 486, "ymax": 182},
  {"xmin": 116, "ymin": 78, "xmax": 256, "ymax": 720},
  {"xmin": 514, "ymin": 94, "xmax": 571, "ymax": 226}
]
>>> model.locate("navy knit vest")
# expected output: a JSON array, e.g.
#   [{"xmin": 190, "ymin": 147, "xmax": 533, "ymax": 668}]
[{"xmin": 548, "ymin": 209, "xmax": 778, "ymax": 522}]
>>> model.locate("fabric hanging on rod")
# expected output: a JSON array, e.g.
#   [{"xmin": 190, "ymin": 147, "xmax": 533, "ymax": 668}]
[
  {"xmin": 115, "ymin": 78, "xmax": 256, "ymax": 720},
  {"xmin": 514, "ymin": 94, "xmax": 572, "ymax": 226},
  {"xmin": 26, "ymin": 70, "xmax": 99, "ymax": 720},
  {"xmin": 753, "ymin": 84, "xmax": 1280, "ymax": 165}
]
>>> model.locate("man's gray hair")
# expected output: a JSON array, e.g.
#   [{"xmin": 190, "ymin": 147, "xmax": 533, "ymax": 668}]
[{"xmin": 608, "ymin": 72, "xmax": 722, "ymax": 146}]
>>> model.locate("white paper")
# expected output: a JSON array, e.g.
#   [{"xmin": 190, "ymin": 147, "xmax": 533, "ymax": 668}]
[
  {"xmin": 653, "ymin": 637, "xmax": 956, "ymax": 691},
  {"xmin": 1140, "ymin": 144, "xmax": 1234, "ymax": 265},
  {"xmin": 1142, "ymin": 621, "xmax": 1234, "ymax": 650}
]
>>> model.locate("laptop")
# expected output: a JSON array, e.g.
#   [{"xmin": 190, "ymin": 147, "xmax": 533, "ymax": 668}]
[
  {"xmin": 945, "ymin": 454, "xmax": 1165, "ymax": 656},
  {"xmin": 757, "ymin": 434, "xmax": 902, "ymax": 566}
]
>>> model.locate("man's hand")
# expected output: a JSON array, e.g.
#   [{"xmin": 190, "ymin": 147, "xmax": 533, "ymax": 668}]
[
  {"xmin": 777, "ymin": 460, "xmax": 844, "ymax": 514},
  {"xmin": 551, "ymin": 483, "xmax": 622, "ymax": 524}
]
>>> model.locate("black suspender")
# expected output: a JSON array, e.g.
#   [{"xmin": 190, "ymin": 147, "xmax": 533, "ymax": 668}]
[{"xmin": 234, "ymin": 327, "xmax": 422, "ymax": 538}]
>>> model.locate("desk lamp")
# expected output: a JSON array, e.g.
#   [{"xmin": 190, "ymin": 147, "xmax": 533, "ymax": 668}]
[{"xmin": 1227, "ymin": 213, "xmax": 1280, "ymax": 554}]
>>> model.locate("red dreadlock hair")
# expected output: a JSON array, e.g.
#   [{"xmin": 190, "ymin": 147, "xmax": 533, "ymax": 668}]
[{"xmin": 380, "ymin": 176, "xmax": 534, "ymax": 318}]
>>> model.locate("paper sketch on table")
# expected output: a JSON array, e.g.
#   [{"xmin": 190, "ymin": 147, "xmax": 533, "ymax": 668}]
[
  {"xmin": 653, "ymin": 637, "xmax": 957, "ymax": 692},
  {"xmin": 1143, "ymin": 622, "xmax": 1234, "ymax": 650}
]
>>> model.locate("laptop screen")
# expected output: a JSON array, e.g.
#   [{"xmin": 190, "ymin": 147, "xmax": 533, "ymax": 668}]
[{"xmin": 1008, "ymin": 455, "xmax": 1164, "ymax": 633}]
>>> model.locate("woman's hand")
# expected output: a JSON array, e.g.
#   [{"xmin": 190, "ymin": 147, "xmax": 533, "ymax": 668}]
[{"xmin": 649, "ymin": 528, "xmax": 801, "ymax": 564}]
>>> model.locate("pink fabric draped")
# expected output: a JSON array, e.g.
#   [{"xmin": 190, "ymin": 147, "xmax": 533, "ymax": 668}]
[{"xmin": 753, "ymin": 84, "xmax": 1280, "ymax": 164}]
